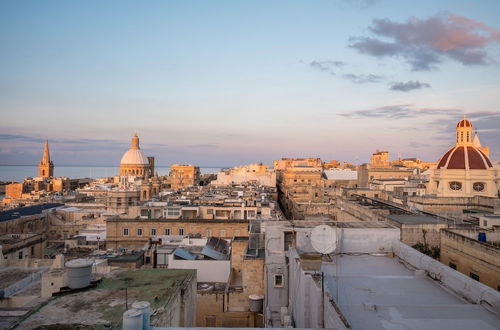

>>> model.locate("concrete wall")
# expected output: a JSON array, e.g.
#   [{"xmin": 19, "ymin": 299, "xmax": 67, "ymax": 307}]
[
  {"xmin": 287, "ymin": 248, "xmax": 348, "ymax": 329},
  {"xmin": 167, "ymin": 256, "xmax": 230, "ymax": 283},
  {"xmin": 153, "ymin": 270, "xmax": 197, "ymax": 327},
  {"xmin": 293, "ymin": 226, "xmax": 400, "ymax": 254},
  {"xmin": 393, "ymin": 241, "xmax": 500, "ymax": 315},
  {"xmin": 288, "ymin": 249, "xmax": 321, "ymax": 328},
  {"xmin": 264, "ymin": 221, "xmax": 400, "ymax": 327}
]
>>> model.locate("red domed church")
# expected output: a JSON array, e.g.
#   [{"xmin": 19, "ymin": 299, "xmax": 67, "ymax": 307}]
[{"xmin": 427, "ymin": 116, "xmax": 498, "ymax": 197}]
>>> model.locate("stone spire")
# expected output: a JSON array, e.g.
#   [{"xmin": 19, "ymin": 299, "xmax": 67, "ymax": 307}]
[
  {"xmin": 42, "ymin": 138, "xmax": 51, "ymax": 163},
  {"xmin": 38, "ymin": 138, "xmax": 54, "ymax": 178},
  {"xmin": 472, "ymin": 131, "xmax": 482, "ymax": 147}
]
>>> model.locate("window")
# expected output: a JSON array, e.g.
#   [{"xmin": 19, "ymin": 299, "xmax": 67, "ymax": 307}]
[
  {"xmin": 123, "ymin": 228, "xmax": 129, "ymax": 236},
  {"xmin": 484, "ymin": 220, "xmax": 488, "ymax": 227},
  {"xmin": 206, "ymin": 229, "xmax": 212, "ymax": 237},
  {"xmin": 165, "ymin": 228, "xmax": 171, "ymax": 235},
  {"xmin": 167, "ymin": 208, "xmax": 180, "ymax": 217},
  {"xmin": 473, "ymin": 182, "xmax": 485, "ymax": 192},
  {"xmin": 207, "ymin": 209, "xmax": 213, "ymax": 214},
  {"xmin": 151, "ymin": 228, "xmax": 157, "ymax": 235},
  {"xmin": 220, "ymin": 229, "xmax": 226, "ymax": 237},
  {"xmin": 449, "ymin": 181, "xmax": 462, "ymax": 191},
  {"xmin": 274, "ymin": 274, "xmax": 284, "ymax": 287},
  {"xmin": 470, "ymin": 272, "xmax": 480, "ymax": 281},
  {"xmin": 18, "ymin": 251, "xmax": 23, "ymax": 259},
  {"xmin": 137, "ymin": 228, "xmax": 143, "ymax": 236},
  {"xmin": 449, "ymin": 262, "xmax": 457, "ymax": 270},
  {"xmin": 205, "ymin": 315, "xmax": 216, "ymax": 327},
  {"xmin": 178, "ymin": 228, "xmax": 184, "ymax": 235}
]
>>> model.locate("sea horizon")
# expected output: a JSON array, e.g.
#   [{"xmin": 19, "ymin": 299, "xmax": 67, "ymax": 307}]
[{"xmin": 0, "ymin": 165, "xmax": 223, "ymax": 182}]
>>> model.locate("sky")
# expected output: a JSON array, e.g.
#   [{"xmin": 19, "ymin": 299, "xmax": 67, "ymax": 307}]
[{"xmin": 1, "ymin": 0, "xmax": 500, "ymax": 167}]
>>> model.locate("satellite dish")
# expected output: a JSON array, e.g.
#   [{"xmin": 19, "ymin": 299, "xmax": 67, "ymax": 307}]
[{"xmin": 310, "ymin": 225, "xmax": 337, "ymax": 254}]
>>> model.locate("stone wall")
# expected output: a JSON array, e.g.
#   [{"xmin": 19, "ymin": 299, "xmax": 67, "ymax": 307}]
[
  {"xmin": 153, "ymin": 270, "xmax": 197, "ymax": 327},
  {"xmin": 440, "ymin": 229, "xmax": 500, "ymax": 291},
  {"xmin": 106, "ymin": 219, "xmax": 249, "ymax": 249},
  {"xmin": 408, "ymin": 195, "xmax": 496, "ymax": 216},
  {"xmin": 196, "ymin": 291, "xmax": 255, "ymax": 327}
]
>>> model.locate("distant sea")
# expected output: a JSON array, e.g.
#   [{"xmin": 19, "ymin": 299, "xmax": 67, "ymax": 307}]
[{"xmin": 0, "ymin": 165, "xmax": 223, "ymax": 182}]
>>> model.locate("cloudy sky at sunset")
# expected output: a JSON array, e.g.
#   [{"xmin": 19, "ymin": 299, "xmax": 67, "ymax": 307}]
[{"xmin": 1, "ymin": 0, "xmax": 500, "ymax": 167}]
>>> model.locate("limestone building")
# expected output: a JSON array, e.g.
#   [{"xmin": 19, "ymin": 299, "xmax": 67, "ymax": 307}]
[
  {"xmin": 370, "ymin": 150, "xmax": 390, "ymax": 168},
  {"xmin": 119, "ymin": 132, "xmax": 154, "ymax": 178},
  {"xmin": 212, "ymin": 163, "xmax": 276, "ymax": 187},
  {"xmin": 427, "ymin": 116, "xmax": 498, "ymax": 198},
  {"xmin": 168, "ymin": 164, "xmax": 201, "ymax": 189},
  {"xmin": 38, "ymin": 138, "xmax": 54, "ymax": 178},
  {"xmin": 440, "ymin": 228, "xmax": 500, "ymax": 291}
]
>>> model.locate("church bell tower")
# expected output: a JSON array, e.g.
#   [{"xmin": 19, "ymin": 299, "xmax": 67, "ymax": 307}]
[{"xmin": 38, "ymin": 138, "xmax": 54, "ymax": 178}]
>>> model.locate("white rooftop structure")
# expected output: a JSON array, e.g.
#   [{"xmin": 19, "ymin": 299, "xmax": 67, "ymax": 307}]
[
  {"xmin": 264, "ymin": 220, "xmax": 500, "ymax": 329},
  {"xmin": 324, "ymin": 169, "xmax": 357, "ymax": 180},
  {"xmin": 323, "ymin": 254, "xmax": 500, "ymax": 330}
]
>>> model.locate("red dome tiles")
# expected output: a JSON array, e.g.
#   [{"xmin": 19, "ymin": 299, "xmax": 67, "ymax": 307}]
[{"xmin": 437, "ymin": 146, "xmax": 492, "ymax": 170}]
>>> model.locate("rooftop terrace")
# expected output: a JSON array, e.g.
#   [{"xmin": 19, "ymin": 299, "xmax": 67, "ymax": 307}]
[
  {"xmin": 19, "ymin": 268, "xmax": 195, "ymax": 329},
  {"xmin": 323, "ymin": 255, "xmax": 500, "ymax": 330}
]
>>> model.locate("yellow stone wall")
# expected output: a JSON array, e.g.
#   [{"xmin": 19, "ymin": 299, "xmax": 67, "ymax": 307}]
[
  {"xmin": 106, "ymin": 219, "xmax": 249, "ymax": 249},
  {"xmin": 440, "ymin": 230, "xmax": 500, "ymax": 290}
]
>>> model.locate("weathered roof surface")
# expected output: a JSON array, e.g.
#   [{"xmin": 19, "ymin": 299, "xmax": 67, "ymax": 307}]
[
  {"xmin": 0, "ymin": 203, "xmax": 63, "ymax": 222},
  {"xmin": 107, "ymin": 251, "xmax": 144, "ymax": 263},
  {"xmin": 386, "ymin": 214, "xmax": 440, "ymax": 225},
  {"xmin": 323, "ymin": 255, "xmax": 500, "ymax": 330},
  {"xmin": 19, "ymin": 269, "xmax": 195, "ymax": 329},
  {"xmin": 324, "ymin": 169, "xmax": 357, "ymax": 180}
]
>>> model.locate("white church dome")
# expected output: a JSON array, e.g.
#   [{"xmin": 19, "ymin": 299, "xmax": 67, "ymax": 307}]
[{"xmin": 120, "ymin": 133, "xmax": 149, "ymax": 165}]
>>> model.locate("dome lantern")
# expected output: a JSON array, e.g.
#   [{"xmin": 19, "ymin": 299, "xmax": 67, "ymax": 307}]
[{"xmin": 456, "ymin": 115, "xmax": 473, "ymax": 146}]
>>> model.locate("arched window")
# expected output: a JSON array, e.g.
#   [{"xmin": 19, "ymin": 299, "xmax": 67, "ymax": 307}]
[
  {"xmin": 473, "ymin": 182, "xmax": 485, "ymax": 192},
  {"xmin": 449, "ymin": 181, "xmax": 462, "ymax": 191}
]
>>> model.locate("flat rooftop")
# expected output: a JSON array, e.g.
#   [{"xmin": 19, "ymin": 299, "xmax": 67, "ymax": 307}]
[
  {"xmin": 0, "ymin": 203, "xmax": 63, "ymax": 222},
  {"xmin": 291, "ymin": 220, "xmax": 395, "ymax": 229},
  {"xmin": 19, "ymin": 269, "xmax": 195, "ymax": 329},
  {"xmin": 322, "ymin": 255, "xmax": 500, "ymax": 330},
  {"xmin": 386, "ymin": 214, "xmax": 441, "ymax": 225}
]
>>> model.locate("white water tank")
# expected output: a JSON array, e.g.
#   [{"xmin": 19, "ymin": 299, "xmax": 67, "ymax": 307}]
[
  {"xmin": 131, "ymin": 301, "xmax": 151, "ymax": 330},
  {"xmin": 65, "ymin": 259, "xmax": 93, "ymax": 289},
  {"xmin": 123, "ymin": 308, "xmax": 143, "ymax": 330},
  {"xmin": 249, "ymin": 294, "xmax": 264, "ymax": 313}
]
